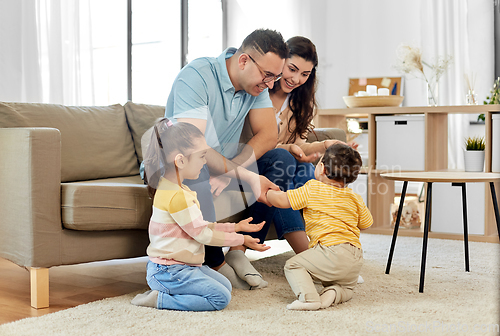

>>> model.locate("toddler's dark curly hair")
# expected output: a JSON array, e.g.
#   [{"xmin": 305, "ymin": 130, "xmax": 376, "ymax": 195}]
[{"xmin": 321, "ymin": 143, "xmax": 362, "ymax": 184}]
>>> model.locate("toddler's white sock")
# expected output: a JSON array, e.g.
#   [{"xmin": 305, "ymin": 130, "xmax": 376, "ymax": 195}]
[
  {"xmin": 286, "ymin": 300, "xmax": 321, "ymax": 311},
  {"xmin": 319, "ymin": 289, "xmax": 336, "ymax": 308}
]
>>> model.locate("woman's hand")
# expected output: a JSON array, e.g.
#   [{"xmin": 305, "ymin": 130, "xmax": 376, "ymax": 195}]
[
  {"xmin": 323, "ymin": 139, "xmax": 346, "ymax": 151},
  {"xmin": 243, "ymin": 235, "xmax": 270, "ymax": 252},
  {"xmin": 323, "ymin": 139, "xmax": 358, "ymax": 151},
  {"xmin": 347, "ymin": 141, "xmax": 359, "ymax": 150},
  {"xmin": 235, "ymin": 217, "xmax": 265, "ymax": 233},
  {"xmin": 288, "ymin": 144, "xmax": 320, "ymax": 163}
]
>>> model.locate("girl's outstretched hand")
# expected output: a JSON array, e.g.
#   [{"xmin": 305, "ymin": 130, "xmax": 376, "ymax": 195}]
[
  {"xmin": 235, "ymin": 217, "xmax": 265, "ymax": 233},
  {"xmin": 243, "ymin": 235, "xmax": 270, "ymax": 252}
]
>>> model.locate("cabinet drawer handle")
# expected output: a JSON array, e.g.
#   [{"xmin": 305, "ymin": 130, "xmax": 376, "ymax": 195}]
[{"xmin": 394, "ymin": 120, "xmax": 407, "ymax": 125}]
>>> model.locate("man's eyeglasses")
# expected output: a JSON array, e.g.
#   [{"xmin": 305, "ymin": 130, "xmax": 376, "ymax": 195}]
[{"xmin": 246, "ymin": 54, "xmax": 282, "ymax": 83}]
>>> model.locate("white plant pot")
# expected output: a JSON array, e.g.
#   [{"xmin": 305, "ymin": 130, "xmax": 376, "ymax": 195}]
[{"xmin": 464, "ymin": 150, "xmax": 485, "ymax": 172}]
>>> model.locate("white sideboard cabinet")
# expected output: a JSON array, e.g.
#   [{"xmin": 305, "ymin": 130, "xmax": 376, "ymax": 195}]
[{"xmin": 316, "ymin": 105, "xmax": 500, "ymax": 242}]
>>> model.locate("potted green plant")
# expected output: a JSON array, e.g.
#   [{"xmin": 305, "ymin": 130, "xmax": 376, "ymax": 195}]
[{"xmin": 464, "ymin": 136, "xmax": 485, "ymax": 172}]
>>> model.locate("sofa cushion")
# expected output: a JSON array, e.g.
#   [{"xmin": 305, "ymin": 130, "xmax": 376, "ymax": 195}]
[
  {"xmin": 0, "ymin": 102, "xmax": 30, "ymax": 127},
  {"xmin": 124, "ymin": 101, "xmax": 165, "ymax": 163},
  {"xmin": 0, "ymin": 102, "xmax": 139, "ymax": 182},
  {"xmin": 61, "ymin": 175, "xmax": 152, "ymax": 231}
]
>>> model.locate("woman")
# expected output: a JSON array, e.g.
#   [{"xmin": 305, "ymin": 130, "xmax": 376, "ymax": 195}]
[
  {"xmin": 233, "ymin": 36, "xmax": 344, "ymax": 256},
  {"xmin": 271, "ymin": 36, "xmax": 337, "ymax": 165}
]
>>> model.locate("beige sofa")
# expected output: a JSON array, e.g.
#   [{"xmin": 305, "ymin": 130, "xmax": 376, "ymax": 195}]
[{"xmin": 0, "ymin": 101, "xmax": 345, "ymax": 308}]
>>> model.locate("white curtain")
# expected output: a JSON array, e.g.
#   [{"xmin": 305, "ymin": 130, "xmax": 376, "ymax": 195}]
[
  {"xmin": 421, "ymin": 0, "xmax": 495, "ymax": 169},
  {"xmin": 0, "ymin": 1, "xmax": 43, "ymax": 102},
  {"xmin": 0, "ymin": 0, "xmax": 94, "ymax": 105}
]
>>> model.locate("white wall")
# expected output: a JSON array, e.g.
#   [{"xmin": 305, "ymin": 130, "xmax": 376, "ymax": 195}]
[
  {"xmin": 225, "ymin": 0, "xmax": 424, "ymax": 108},
  {"xmin": 225, "ymin": 0, "xmax": 318, "ymax": 49},
  {"xmin": 316, "ymin": 0, "xmax": 423, "ymax": 108},
  {"xmin": 225, "ymin": 0, "xmax": 494, "ymax": 110}
]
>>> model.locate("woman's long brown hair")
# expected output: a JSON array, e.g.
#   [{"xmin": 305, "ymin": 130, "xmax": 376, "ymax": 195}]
[{"xmin": 270, "ymin": 36, "xmax": 318, "ymax": 144}]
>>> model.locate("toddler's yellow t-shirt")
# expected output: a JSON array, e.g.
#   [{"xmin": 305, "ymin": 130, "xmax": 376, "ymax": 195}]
[{"xmin": 287, "ymin": 179, "xmax": 373, "ymax": 249}]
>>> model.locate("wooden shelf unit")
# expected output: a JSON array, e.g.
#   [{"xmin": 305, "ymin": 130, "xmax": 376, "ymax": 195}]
[{"xmin": 316, "ymin": 105, "xmax": 500, "ymax": 243}]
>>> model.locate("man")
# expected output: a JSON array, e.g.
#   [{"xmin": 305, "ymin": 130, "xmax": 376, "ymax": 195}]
[{"xmin": 165, "ymin": 29, "xmax": 288, "ymax": 289}]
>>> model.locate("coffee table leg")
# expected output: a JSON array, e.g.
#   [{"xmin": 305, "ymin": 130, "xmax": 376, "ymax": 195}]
[
  {"xmin": 490, "ymin": 182, "xmax": 500, "ymax": 239},
  {"xmin": 460, "ymin": 183, "xmax": 470, "ymax": 272},
  {"xmin": 419, "ymin": 182, "xmax": 432, "ymax": 293},
  {"xmin": 386, "ymin": 181, "xmax": 408, "ymax": 274}
]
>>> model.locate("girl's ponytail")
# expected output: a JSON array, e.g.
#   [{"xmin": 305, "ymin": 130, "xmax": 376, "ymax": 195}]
[{"xmin": 141, "ymin": 118, "xmax": 204, "ymax": 198}]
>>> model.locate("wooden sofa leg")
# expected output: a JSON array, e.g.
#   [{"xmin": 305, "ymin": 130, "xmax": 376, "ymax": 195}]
[{"xmin": 30, "ymin": 267, "xmax": 49, "ymax": 309}]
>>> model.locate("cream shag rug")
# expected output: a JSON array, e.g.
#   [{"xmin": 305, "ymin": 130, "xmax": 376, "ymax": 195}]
[{"xmin": 1, "ymin": 234, "xmax": 499, "ymax": 336}]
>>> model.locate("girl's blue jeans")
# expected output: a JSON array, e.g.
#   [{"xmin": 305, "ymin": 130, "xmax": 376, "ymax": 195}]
[{"xmin": 147, "ymin": 261, "xmax": 232, "ymax": 311}]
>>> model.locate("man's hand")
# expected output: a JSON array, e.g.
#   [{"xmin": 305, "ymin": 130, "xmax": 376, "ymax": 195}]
[
  {"xmin": 243, "ymin": 235, "xmax": 270, "ymax": 252},
  {"xmin": 288, "ymin": 144, "xmax": 321, "ymax": 163},
  {"xmin": 248, "ymin": 174, "xmax": 279, "ymax": 206},
  {"xmin": 235, "ymin": 217, "xmax": 265, "ymax": 232},
  {"xmin": 209, "ymin": 175, "xmax": 231, "ymax": 196}
]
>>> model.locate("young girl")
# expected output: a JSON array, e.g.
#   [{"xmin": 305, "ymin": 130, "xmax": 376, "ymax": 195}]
[
  {"xmin": 266, "ymin": 143, "xmax": 373, "ymax": 310},
  {"xmin": 131, "ymin": 118, "xmax": 269, "ymax": 311}
]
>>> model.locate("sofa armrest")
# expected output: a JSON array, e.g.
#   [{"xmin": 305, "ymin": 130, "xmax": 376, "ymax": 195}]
[
  {"xmin": 306, "ymin": 128, "xmax": 346, "ymax": 143},
  {"xmin": 0, "ymin": 128, "xmax": 62, "ymax": 268}
]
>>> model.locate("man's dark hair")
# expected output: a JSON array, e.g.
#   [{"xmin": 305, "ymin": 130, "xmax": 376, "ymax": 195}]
[
  {"xmin": 321, "ymin": 143, "xmax": 362, "ymax": 184},
  {"xmin": 239, "ymin": 29, "xmax": 288, "ymax": 59}
]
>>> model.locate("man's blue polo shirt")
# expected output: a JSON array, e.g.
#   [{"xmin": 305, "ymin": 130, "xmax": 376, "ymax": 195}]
[{"xmin": 165, "ymin": 48, "xmax": 272, "ymax": 159}]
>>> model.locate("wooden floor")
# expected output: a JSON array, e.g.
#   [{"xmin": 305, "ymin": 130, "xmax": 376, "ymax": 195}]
[
  {"xmin": 0, "ymin": 240, "xmax": 293, "ymax": 326},
  {"xmin": 0, "ymin": 256, "xmax": 149, "ymax": 325}
]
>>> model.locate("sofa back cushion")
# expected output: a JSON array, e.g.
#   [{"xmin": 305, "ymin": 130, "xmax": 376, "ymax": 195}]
[
  {"xmin": 124, "ymin": 101, "xmax": 165, "ymax": 163},
  {"xmin": 0, "ymin": 102, "xmax": 139, "ymax": 182}
]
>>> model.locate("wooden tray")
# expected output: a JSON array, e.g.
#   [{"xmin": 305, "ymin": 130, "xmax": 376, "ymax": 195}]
[{"xmin": 343, "ymin": 95, "xmax": 404, "ymax": 108}]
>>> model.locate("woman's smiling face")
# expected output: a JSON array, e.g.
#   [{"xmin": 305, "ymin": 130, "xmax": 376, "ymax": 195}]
[{"xmin": 278, "ymin": 55, "xmax": 314, "ymax": 94}]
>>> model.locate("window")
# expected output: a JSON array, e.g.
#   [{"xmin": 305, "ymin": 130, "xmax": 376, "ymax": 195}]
[
  {"xmin": 187, "ymin": 0, "xmax": 223, "ymax": 64},
  {"xmin": 88, "ymin": 0, "xmax": 223, "ymax": 106},
  {"xmin": 90, "ymin": 0, "xmax": 127, "ymax": 105},
  {"xmin": 131, "ymin": 0, "xmax": 182, "ymax": 105}
]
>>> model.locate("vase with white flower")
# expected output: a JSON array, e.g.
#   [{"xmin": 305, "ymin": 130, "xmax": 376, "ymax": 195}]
[{"xmin": 394, "ymin": 44, "xmax": 453, "ymax": 106}]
